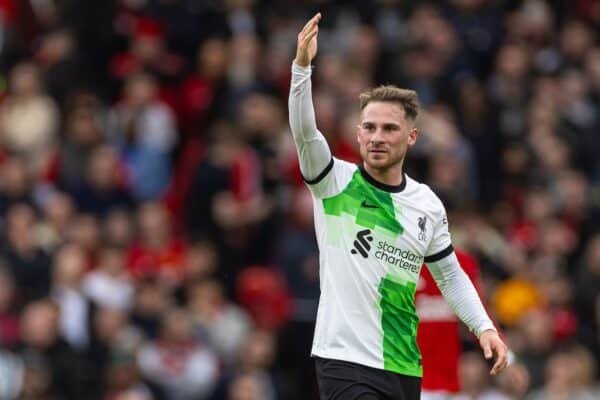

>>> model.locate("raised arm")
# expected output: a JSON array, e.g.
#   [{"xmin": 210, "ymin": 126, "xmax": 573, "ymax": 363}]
[{"xmin": 288, "ymin": 13, "xmax": 332, "ymax": 182}]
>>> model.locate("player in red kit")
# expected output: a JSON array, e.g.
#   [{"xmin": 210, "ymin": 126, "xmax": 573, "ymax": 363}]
[{"xmin": 417, "ymin": 249, "xmax": 491, "ymax": 399}]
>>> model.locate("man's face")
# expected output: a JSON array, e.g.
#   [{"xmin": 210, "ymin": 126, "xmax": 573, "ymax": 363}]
[{"xmin": 357, "ymin": 101, "xmax": 418, "ymax": 172}]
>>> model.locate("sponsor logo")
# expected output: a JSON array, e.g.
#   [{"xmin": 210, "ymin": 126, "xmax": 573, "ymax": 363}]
[
  {"xmin": 351, "ymin": 229, "xmax": 373, "ymax": 258},
  {"xmin": 360, "ymin": 200, "xmax": 380, "ymax": 209},
  {"xmin": 375, "ymin": 241, "xmax": 423, "ymax": 274},
  {"xmin": 350, "ymin": 229, "xmax": 424, "ymax": 274}
]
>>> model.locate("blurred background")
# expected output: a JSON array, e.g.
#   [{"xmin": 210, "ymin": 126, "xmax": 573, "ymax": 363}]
[{"xmin": 0, "ymin": 0, "xmax": 598, "ymax": 399}]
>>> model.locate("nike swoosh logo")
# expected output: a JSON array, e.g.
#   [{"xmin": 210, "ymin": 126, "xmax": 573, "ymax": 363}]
[{"xmin": 361, "ymin": 200, "xmax": 380, "ymax": 209}]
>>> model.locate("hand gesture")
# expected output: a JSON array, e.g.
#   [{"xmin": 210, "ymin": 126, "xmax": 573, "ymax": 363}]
[
  {"xmin": 295, "ymin": 13, "xmax": 321, "ymax": 67},
  {"xmin": 479, "ymin": 329, "xmax": 509, "ymax": 375}
]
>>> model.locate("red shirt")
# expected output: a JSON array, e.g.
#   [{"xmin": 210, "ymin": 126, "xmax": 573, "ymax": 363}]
[
  {"xmin": 127, "ymin": 238, "xmax": 186, "ymax": 281},
  {"xmin": 416, "ymin": 249, "xmax": 481, "ymax": 392}
]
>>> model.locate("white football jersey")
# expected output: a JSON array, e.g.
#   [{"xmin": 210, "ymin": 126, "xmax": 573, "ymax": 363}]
[{"xmin": 306, "ymin": 157, "xmax": 453, "ymax": 377}]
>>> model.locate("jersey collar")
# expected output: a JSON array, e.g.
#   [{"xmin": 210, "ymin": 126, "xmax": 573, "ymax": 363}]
[{"xmin": 359, "ymin": 165, "xmax": 407, "ymax": 193}]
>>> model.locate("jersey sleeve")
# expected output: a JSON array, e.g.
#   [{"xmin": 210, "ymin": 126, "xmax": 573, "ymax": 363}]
[
  {"xmin": 304, "ymin": 157, "xmax": 357, "ymax": 199},
  {"xmin": 288, "ymin": 62, "xmax": 333, "ymax": 185},
  {"xmin": 424, "ymin": 193, "xmax": 453, "ymax": 263},
  {"xmin": 426, "ymin": 252, "xmax": 496, "ymax": 337}
]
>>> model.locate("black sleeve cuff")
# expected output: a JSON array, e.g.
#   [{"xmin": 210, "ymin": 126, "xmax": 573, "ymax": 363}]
[
  {"xmin": 424, "ymin": 244, "xmax": 454, "ymax": 263},
  {"xmin": 302, "ymin": 158, "xmax": 334, "ymax": 185}
]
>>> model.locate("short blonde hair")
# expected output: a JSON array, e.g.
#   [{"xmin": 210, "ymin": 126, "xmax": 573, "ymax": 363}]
[{"xmin": 359, "ymin": 85, "xmax": 420, "ymax": 121}]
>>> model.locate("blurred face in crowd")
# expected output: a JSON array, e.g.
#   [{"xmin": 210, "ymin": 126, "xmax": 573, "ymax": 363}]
[
  {"xmin": 161, "ymin": 308, "xmax": 192, "ymax": 343},
  {"xmin": 138, "ymin": 202, "xmax": 171, "ymax": 246},
  {"xmin": 458, "ymin": 351, "xmax": 489, "ymax": 395},
  {"xmin": 100, "ymin": 247, "xmax": 126, "ymax": 276},
  {"xmin": 67, "ymin": 106, "xmax": 102, "ymax": 145},
  {"xmin": 559, "ymin": 68, "xmax": 588, "ymax": 106},
  {"xmin": 560, "ymin": 20, "xmax": 593, "ymax": 61},
  {"xmin": 228, "ymin": 373, "xmax": 264, "ymax": 400},
  {"xmin": 53, "ymin": 243, "xmax": 87, "ymax": 288},
  {"xmin": 188, "ymin": 279, "xmax": 224, "ymax": 317},
  {"xmin": 240, "ymin": 93, "xmax": 283, "ymax": 137},
  {"xmin": 357, "ymin": 102, "xmax": 417, "ymax": 174},
  {"xmin": 68, "ymin": 214, "xmax": 101, "ymax": 253},
  {"xmin": 185, "ymin": 241, "xmax": 218, "ymax": 280},
  {"xmin": 37, "ymin": 30, "xmax": 74, "ymax": 66},
  {"xmin": 43, "ymin": 192, "xmax": 74, "ymax": 231},
  {"xmin": 520, "ymin": 309, "xmax": 553, "ymax": 351},
  {"xmin": 197, "ymin": 37, "xmax": 229, "ymax": 80},
  {"xmin": 88, "ymin": 147, "xmax": 119, "ymax": 190},
  {"xmin": 545, "ymin": 352, "xmax": 577, "ymax": 391},
  {"xmin": 104, "ymin": 210, "xmax": 134, "ymax": 247},
  {"xmin": 6, "ymin": 204, "xmax": 37, "ymax": 252},
  {"xmin": 496, "ymin": 43, "xmax": 529, "ymax": 80},
  {"xmin": 21, "ymin": 301, "xmax": 60, "ymax": 348},
  {"xmin": 1, "ymin": 158, "xmax": 30, "ymax": 197},
  {"xmin": 9, "ymin": 63, "xmax": 42, "ymax": 97},
  {"xmin": 95, "ymin": 307, "xmax": 127, "ymax": 343},
  {"xmin": 239, "ymin": 330, "xmax": 276, "ymax": 370},
  {"xmin": 124, "ymin": 74, "xmax": 157, "ymax": 107},
  {"xmin": 134, "ymin": 281, "xmax": 169, "ymax": 316}
]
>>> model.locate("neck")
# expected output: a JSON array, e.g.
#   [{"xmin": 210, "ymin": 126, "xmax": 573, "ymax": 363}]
[{"xmin": 362, "ymin": 161, "xmax": 405, "ymax": 187}]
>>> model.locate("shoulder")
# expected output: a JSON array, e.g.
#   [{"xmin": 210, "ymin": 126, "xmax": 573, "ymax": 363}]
[
  {"xmin": 404, "ymin": 176, "xmax": 445, "ymax": 213},
  {"xmin": 304, "ymin": 157, "xmax": 358, "ymax": 199},
  {"xmin": 332, "ymin": 157, "xmax": 358, "ymax": 172}
]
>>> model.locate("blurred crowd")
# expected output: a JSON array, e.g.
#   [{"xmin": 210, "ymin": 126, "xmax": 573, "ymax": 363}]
[{"xmin": 0, "ymin": 0, "xmax": 598, "ymax": 399}]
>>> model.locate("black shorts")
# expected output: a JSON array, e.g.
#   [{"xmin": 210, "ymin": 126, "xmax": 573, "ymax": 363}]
[{"xmin": 315, "ymin": 357, "xmax": 421, "ymax": 400}]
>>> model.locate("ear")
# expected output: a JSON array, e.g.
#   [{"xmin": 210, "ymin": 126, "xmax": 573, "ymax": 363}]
[
  {"xmin": 356, "ymin": 124, "xmax": 361, "ymax": 144},
  {"xmin": 407, "ymin": 127, "xmax": 418, "ymax": 147}
]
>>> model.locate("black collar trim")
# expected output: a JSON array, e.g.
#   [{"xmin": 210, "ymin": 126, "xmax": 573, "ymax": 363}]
[{"xmin": 359, "ymin": 165, "xmax": 407, "ymax": 193}]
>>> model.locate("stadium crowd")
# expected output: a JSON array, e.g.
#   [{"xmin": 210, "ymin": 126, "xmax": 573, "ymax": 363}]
[{"xmin": 0, "ymin": 0, "xmax": 598, "ymax": 399}]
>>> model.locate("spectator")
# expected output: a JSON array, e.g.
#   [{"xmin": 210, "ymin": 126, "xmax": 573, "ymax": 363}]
[
  {"xmin": 36, "ymin": 191, "xmax": 76, "ymax": 253},
  {"xmin": 107, "ymin": 73, "xmax": 178, "ymax": 200},
  {"xmin": 84, "ymin": 246, "xmax": 134, "ymax": 311},
  {"xmin": 130, "ymin": 279, "xmax": 171, "ymax": 340},
  {"xmin": 127, "ymin": 201, "xmax": 186, "ymax": 284},
  {"xmin": 54, "ymin": 92, "xmax": 106, "ymax": 190},
  {"xmin": 1, "ymin": 204, "xmax": 52, "ymax": 305},
  {"xmin": 457, "ymin": 351, "xmax": 511, "ymax": 400},
  {"xmin": 187, "ymin": 278, "xmax": 252, "ymax": 366},
  {"xmin": 183, "ymin": 238, "xmax": 220, "ymax": 283},
  {"xmin": 0, "ymin": 62, "xmax": 58, "ymax": 175},
  {"xmin": 0, "ymin": 157, "xmax": 35, "ymax": 218},
  {"xmin": 137, "ymin": 308, "xmax": 219, "ymax": 400},
  {"xmin": 226, "ymin": 372, "xmax": 273, "ymax": 400},
  {"xmin": 18, "ymin": 299, "xmax": 100, "ymax": 399},
  {"xmin": 103, "ymin": 208, "xmax": 136, "ymax": 248},
  {"xmin": 525, "ymin": 346, "xmax": 600, "ymax": 400},
  {"xmin": 179, "ymin": 37, "xmax": 231, "ymax": 136},
  {"xmin": 51, "ymin": 243, "xmax": 92, "ymax": 350},
  {"xmin": 516, "ymin": 309, "xmax": 555, "ymax": 389},
  {"xmin": 68, "ymin": 145, "xmax": 134, "ymax": 216},
  {"xmin": 211, "ymin": 329, "xmax": 279, "ymax": 400}
]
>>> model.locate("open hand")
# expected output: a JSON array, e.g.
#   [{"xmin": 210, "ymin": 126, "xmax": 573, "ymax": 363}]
[
  {"xmin": 295, "ymin": 13, "xmax": 321, "ymax": 67},
  {"xmin": 479, "ymin": 329, "xmax": 509, "ymax": 375}
]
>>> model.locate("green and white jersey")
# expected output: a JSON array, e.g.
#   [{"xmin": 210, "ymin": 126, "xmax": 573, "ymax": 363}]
[
  {"xmin": 306, "ymin": 158, "xmax": 452, "ymax": 377},
  {"xmin": 288, "ymin": 61, "xmax": 495, "ymax": 378}
]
